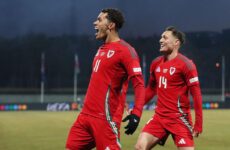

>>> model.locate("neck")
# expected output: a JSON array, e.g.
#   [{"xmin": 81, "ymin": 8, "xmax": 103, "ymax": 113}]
[
  {"xmin": 105, "ymin": 31, "xmax": 120, "ymax": 43},
  {"xmin": 164, "ymin": 49, "xmax": 178, "ymax": 61}
]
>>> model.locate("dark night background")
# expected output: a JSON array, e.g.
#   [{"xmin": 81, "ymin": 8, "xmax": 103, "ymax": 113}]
[{"xmin": 0, "ymin": 0, "xmax": 229, "ymax": 94}]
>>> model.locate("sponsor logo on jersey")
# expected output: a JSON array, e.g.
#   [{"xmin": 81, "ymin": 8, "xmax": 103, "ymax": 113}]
[
  {"xmin": 169, "ymin": 67, "xmax": 176, "ymax": 75},
  {"xmin": 133, "ymin": 67, "xmax": 142, "ymax": 72},
  {"xmin": 189, "ymin": 77, "xmax": 199, "ymax": 83},
  {"xmin": 156, "ymin": 66, "xmax": 161, "ymax": 72},
  {"xmin": 178, "ymin": 138, "xmax": 186, "ymax": 145},
  {"xmin": 101, "ymin": 52, "xmax": 105, "ymax": 56},
  {"xmin": 107, "ymin": 50, "xmax": 115, "ymax": 58},
  {"xmin": 163, "ymin": 69, "xmax": 168, "ymax": 73}
]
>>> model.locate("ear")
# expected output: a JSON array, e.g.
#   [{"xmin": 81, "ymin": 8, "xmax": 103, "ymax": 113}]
[
  {"xmin": 175, "ymin": 39, "xmax": 180, "ymax": 46},
  {"xmin": 108, "ymin": 22, "xmax": 115, "ymax": 30}
]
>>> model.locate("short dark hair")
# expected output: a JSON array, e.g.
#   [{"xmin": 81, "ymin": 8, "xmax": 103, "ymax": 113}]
[
  {"xmin": 165, "ymin": 26, "xmax": 185, "ymax": 45},
  {"xmin": 101, "ymin": 8, "xmax": 125, "ymax": 31}
]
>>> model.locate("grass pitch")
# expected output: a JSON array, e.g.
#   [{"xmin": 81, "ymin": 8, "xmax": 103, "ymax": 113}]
[{"xmin": 0, "ymin": 110, "xmax": 229, "ymax": 150}]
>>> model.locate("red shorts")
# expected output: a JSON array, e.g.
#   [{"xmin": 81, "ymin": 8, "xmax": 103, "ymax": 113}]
[
  {"xmin": 66, "ymin": 113, "xmax": 121, "ymax": 150},
  {"xmin": 142, "ymin": 113, "xmax": 194, "ymax": 147}
]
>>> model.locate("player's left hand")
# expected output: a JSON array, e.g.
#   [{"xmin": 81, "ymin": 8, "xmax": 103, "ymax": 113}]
[
  {"xmin": 122, "ymin": 114, "xmax": 140, "ymax": 135},
  {"xmin": 192, "ymin": 130, "xmax": 200, "ymax": 137},
  {"xmin": 193, "ymin": 124, "xmax": 202, "ymax": 138}
]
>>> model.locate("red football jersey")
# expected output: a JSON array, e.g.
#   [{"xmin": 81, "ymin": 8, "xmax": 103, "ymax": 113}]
[
  {"xmin": 149, "ymin": 53, "xmax": 201, "ymax": 118},
  {"xmin": 81, "ymin": 40, "xmax": 144, "ymax": 123}
]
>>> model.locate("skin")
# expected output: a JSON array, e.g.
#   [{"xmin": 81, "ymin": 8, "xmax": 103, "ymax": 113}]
[
  {"xmin": 93, "ymin": 12, "xmax": 120, "ymax": 43},
  {"xmin": 135, "ymin": 31, "xmax": 199, "ymax": 150},
  {"xmin": 159, "ymin": 30, "xmax": 180, "ymax": 61}
]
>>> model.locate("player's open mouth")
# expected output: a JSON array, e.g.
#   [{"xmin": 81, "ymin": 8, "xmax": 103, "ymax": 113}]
[{"xmin": 95, "ymin": 28, "xmax": 99, "ymax": 35}]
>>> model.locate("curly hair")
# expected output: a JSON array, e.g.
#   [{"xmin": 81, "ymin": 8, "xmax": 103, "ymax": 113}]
[{"xmin": 101, "ymin": 8, "xmax": 125, "ymax": 31}]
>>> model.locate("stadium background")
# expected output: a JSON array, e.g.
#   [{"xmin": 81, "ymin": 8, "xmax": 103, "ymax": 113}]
[
  {"xmin": 0, "ymin": 0, "xmax": 230, "ymax": 149},
  {"xmin": 0, "ymin": 21, "xmax": 230, "ymax": 111}
]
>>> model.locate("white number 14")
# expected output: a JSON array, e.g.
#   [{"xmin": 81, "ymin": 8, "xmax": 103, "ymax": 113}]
[{"xmin": 159, "ymin": 76, "xmax": 167, "ymax": 89}]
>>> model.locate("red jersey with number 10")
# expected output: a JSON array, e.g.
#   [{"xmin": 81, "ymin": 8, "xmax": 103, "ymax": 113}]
[
  {"xmin": 149, "ymin": 53, "xmax": 201, "ymax": 118},
  {"xmin": 81, "ymin": 40, "xmax": 143, "ymax": 123}
]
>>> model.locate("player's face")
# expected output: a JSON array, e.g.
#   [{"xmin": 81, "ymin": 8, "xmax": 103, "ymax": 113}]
[
  {"xmin": 159, "ymin": 31, "xmax": 178, "ymax": 54},
  {"xmin": 93, "ymin": 12, "xmax": 110, "ymax": 40}
]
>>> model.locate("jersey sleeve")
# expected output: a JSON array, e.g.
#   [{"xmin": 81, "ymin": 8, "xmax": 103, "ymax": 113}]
[
  {"xmin": 120, "ymin": 46, "xmax": 145, "ymax": 117},
  {"xmin": 190, "ymin": 85, "xmax": 203, "ymax": 133},
  {"xmin": 183, "ymin": 60, "xmax": 203, "ymax": 133},
  {"xmin": 130, "ymin": 75, "xmax": 145, "ymax": 117},
  {"xmin": 183, "ymin": 60, "xmax": 200, "ymax": 87},
  {"xmin": 120, "ymin": 47, "xmax": 142, "ymax": 78},
  {"xmin": 145, "ymin": 61, "xmax": 157, "ymax": 104}
]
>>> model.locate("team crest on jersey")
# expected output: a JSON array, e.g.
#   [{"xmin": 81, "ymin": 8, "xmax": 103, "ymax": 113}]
[
  {"xmin": 107, "ymin": 50, "xmax": 115, "ymax": 58},
  {"xmin": 169, "ymin": 67, "xmax": 176, "ymax": 75},
  {"xmin": 155, "ymin": 66, "xmax": 161, "ymax": 72}
]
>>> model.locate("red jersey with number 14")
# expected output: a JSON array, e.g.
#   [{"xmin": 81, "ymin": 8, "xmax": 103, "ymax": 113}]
[
  {"xmin": 150, "ymin": 53, "xmax": 201, "ymax": 118},
  {"xmin": 81, "ymin": 40, "xmax": 143, "ymax": 123}
]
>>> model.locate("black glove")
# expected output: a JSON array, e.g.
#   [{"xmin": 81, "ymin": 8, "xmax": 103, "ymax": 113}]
[{"xmin": 122, "ymin": 114, "xmax": 140, "ymax": 135}]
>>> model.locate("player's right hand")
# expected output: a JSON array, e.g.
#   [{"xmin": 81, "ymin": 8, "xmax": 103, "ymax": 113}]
[{"xmin": 122, "ymin": 114, "xmax": 140, "ymax": 135}]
